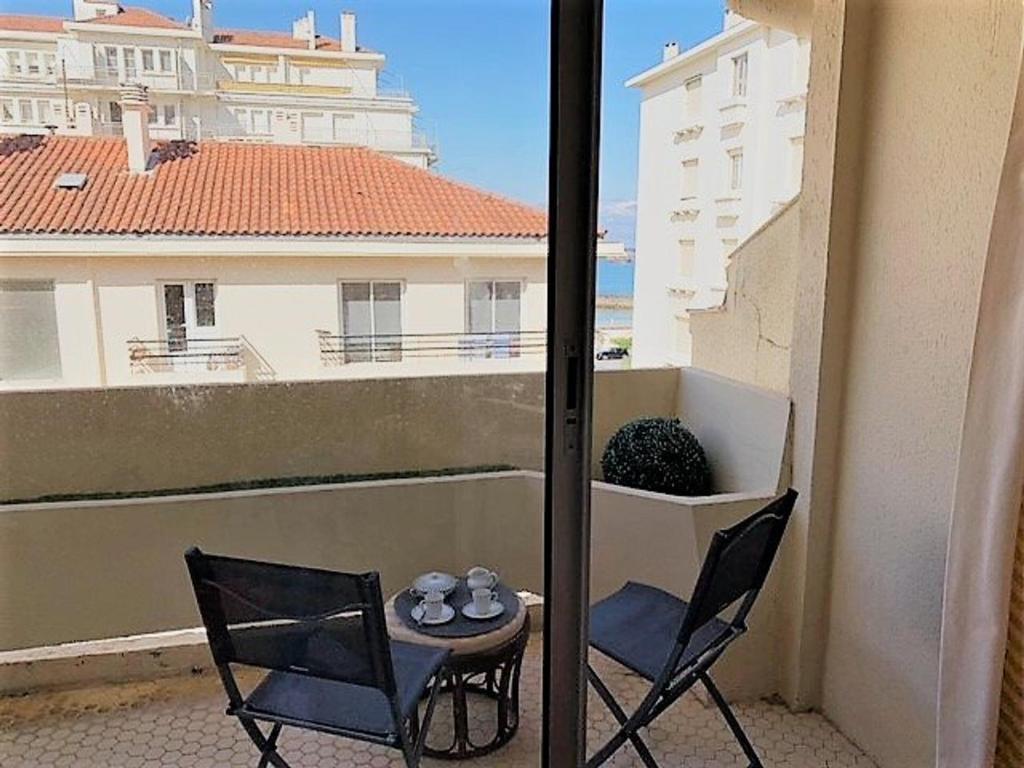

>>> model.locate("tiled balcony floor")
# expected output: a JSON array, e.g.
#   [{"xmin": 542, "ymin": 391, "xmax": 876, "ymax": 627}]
[{"xmin": 0, "ymin": 643, "xmax": 875, "ymax": 768}]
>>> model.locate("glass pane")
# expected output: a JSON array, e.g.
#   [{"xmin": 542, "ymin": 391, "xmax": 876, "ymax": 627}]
[
  {"xmin": 372, "ymin": 282, "xmax": 402, "ymax": 362},
  {"xmin": 341, "ymin": 282, "xmax": 372, "ymax": 363},
  {"xmin": 195, "ymin": 283, "xmax": 216, "ymax": 327},
  {"xmin": 467, "ymin": 281, "xmax": 493, "ymax": 334},
  {"xmin": 163, "ymin": 284, "xmax": 186, "ymax": 351},
  {"xmin": 0, "ymin": 281, "xmax": 61, "ymax": 380}
]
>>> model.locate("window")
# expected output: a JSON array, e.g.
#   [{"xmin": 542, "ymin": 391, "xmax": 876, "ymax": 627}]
[
  {"xmin": 163, "ymin": 104, "xmax": 177, "ymax": 126},
  {"xmin": 681, "ymin": 159, "xmax": 699, "ymax": 199},
  {"xmin": 7, "ymin": 51, "xmax": 22, "ymax": 75},
  {"xmin": 18, "ymin": 99, "xmax": 32, "ymax": 123},
  {"xmin": 43, "ymin": 53, "xmax": 56, "ymax": 77},
  {"xmin": 142, "ymin": 49, "xmax": 154, "ymax": 71},
  {"xmin": 26, "ymin": 52, "xmax": 39, "ymax": 76},
  {"xmin": 0, "ymin": 281, "xmax": 61, "ymax": 381},
  {"xmin": 732, "ymin": 52, "xmax": 748, "ymax": 98},
  {"xmin": 148, "ymin": 106, "xmax": 157, "ymax": 125},
  {"xmin": 36, "ymin": 100, "xmax": 51, "ymax": 125},
  {"xmin": 1, "ymin": 99, "xmax": 13, "ymax": 122},
  {"xmin": 333, "ymin": 113, "xmax": 355, "ymax": 141},
  {"xmin": 340, "ymin": 281, "xmax": 403, "ymax": 363},
  {"xmin": 159, "ymin": 50, "xmax": 172, "ymax": 72},
  {"xmin": 103, "ymin": 47, "xmax": 118, "ymax": 73},
  {"xmin": 728, "ymin": 148, "xmax": 744, "ymax": 192},
  {"xmin": 679, "ymin": 239, "xmax": 696, "ymax": 276},
  {"xmin": 467, "ymin": 280, "xmax": 522, "ymax": 358},
  {"xmin": 195, "ymin": 282, "xmax": 216, "ymax": 327},
  {"xmin": 123, "ymin": 48, "xmax": 137, "ymax": 78},
  {"xmin": 684, "ymin": 76, "xmax": 702, "ymax": 119},
  {"xmin": 251, "ymin": 109, "xmax": 270, "ymax": 134},
  {"xmin": 108, "ymin": 101, "xmax": 122, "ymax": 123},
  {"xmin": 161, "ymin": 281, "xmax": 217, "ymax": 353}
]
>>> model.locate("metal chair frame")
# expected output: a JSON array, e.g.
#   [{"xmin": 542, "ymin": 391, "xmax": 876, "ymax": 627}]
[
  {"xmin": 586, "ymin": 489, "xmax": 798, "ymax": 768},
  {"xmin": 185, "ymin": 548, "xmax": 448, "ymax": 768}
]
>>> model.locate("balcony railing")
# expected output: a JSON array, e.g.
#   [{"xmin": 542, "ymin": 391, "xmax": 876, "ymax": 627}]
[
  {"xmin": 127, "ymin": 336, "xmax": 245, "ymax": 373},
  {"xmin": 317, "ymin": 330, "xmax": 547, "ymax": 365}
]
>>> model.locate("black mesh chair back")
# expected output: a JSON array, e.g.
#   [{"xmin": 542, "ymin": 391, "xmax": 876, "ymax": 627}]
[
  {"xmin": 185, "ymin": 549, "xmax": 450, "ymax": 768},
  {"xmin": 185, "ymin": 549, "xmax": 396, "ymax": 695},
  {"xmin": 680, "ymin": 489, "xmax": 797, "ymax": 641}
]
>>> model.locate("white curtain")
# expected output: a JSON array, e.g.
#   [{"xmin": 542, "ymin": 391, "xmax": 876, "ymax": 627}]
[{"xmin": 936, "ymin": 30, "xmax": 1024, "ymax": 768}]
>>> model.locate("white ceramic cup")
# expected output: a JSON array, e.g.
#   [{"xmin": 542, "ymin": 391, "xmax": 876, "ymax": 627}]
[
  {"xmin": 472, "ymin": 587, "xmax": 498, "ymax": 615},
  {"xmin": 421, "ymin": 589, "xmax": 445, "ymax": 621},
  {"xmin": 467, "ymin": 566, "xmax": 498, "ymax": 591}
]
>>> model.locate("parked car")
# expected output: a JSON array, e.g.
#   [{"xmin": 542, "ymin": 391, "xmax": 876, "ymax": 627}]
[{"xmin": 596, "ymin": 346, "xmax": 630, "ymax": 360}]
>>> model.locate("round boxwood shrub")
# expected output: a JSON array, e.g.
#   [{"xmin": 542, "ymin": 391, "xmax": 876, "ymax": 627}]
[{"xmin": 601, "ymin": 417, "xmax": 711, "ymax": 496}]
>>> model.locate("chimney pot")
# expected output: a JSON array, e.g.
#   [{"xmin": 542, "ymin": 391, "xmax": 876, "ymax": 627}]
[{"xmin": 663, "ymin": 42, "xmax": 680, "ymax": 62}]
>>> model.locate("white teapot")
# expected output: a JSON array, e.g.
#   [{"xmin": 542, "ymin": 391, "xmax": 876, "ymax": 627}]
[{"xmin": 466, "ymin": 566, "xmax": 499, "ymax": 591}]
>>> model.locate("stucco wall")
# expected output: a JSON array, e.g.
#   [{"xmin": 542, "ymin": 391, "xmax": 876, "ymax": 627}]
[
  {"xmin": 807, "ymin": 2, "xmax": 1023, "ymax": 766},
  {"xmin": 0, "ymin": 253, "xmax": 548, "ymax": 388},
  {"xmin": 0, "ymin": 368, "xmax": 682, "ymax": 502},
  {"xmin": 690, "ymin": 197, "xmax": 798, "ymax": 393}
]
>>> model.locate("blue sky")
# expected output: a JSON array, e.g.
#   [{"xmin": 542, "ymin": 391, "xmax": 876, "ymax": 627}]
[{"xmin": 3, "ymin": 0, "xmax": 726, "ymax": 246}]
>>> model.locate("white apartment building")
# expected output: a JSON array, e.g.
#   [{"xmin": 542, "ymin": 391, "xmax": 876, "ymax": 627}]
[
  {"xmin": 627, "ymin": 12, "xmax": 808, "ymax": 366},
  {"xmin": 0, "ymin": 0, "xmax": 434, "ymax": 167},
  {"xmin": 0, "ymin": 111, "xmax": 624, "ymax": 389}
]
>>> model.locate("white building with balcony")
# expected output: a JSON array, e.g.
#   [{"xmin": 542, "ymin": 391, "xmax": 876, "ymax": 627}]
[
  {"xmin": 627, "ymin": 12, "xmax": 808, "ymax": 366},
  {"xmin": 0, "ymin": 0, "xmax": 435, "ymax": 167},
  {"xmin": 0, "ymin": 112, "xmax": 623, "ymax": 389}
]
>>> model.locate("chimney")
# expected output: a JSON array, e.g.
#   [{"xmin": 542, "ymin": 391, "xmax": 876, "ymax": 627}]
[
  {"xmin": 663, "ymin": 42, "xmax": 680, "ymax": 62},
  {"xmin": 341, "ymin": 11, "xmax": 357, "ymax": 52},
  {"xmin": 292, "ymin": 11, "xmax": 316, "ymax": 50},
  {"xmin": 192, "ymin": 0, "xmax": 214, "ymax": 43},
  {"xmin": 120, "ymin": 84, "xmax": 152, "ymax": 174}
]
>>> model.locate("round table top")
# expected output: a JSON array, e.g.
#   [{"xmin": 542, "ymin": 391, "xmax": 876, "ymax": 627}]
[{"xmin": 385, "ymin": 593, "xmax": 527, "ymax": 657}]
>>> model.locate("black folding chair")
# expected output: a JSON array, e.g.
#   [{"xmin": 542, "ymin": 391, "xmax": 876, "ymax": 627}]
[
  {"xmin": 586, "ymin": 489, "xmax": 798, "ymax": 768},
  {"xmin": 184, "ymin": 548, "xmax": 449, "ymax": 768}
]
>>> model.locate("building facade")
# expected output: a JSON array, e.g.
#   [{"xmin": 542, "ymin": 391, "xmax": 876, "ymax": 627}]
[
  {"xmin": 627, "ymin": 12, "xmax": 808, "ymax": 366},
  {"xmin": 0, "ymin": 126, "xmax": 622, "ymax": 389},
  {"xmin": 0, "ymin": 0, "xmax": 435, "ymax": 167}
]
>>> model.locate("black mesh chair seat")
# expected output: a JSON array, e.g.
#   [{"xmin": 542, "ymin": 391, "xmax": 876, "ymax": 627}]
[
  {"xmin": 586, "ymin": 490, "xmax": 798, "ymax": 768},
  {"xmin": 590, "ymin": 582, "xmax": 732, "ymax": 681},
  {"xmin": 239, "ymin": 641, "xmax": 449, "ymax": 737}
]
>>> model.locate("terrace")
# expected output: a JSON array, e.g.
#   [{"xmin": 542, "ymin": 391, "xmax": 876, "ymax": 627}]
[{"xmin": 0, "ymin": 367, "xmax": 873, "ymax": 767}]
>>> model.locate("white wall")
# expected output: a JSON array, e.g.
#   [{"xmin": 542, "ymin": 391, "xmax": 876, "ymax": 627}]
[
  {"xmin": 0, "ymin": 252, "xmax": 548, "ymax": 388},
  {"xmin": 630, "ymin": 17, "xmax": 807, "ymax": 368}
]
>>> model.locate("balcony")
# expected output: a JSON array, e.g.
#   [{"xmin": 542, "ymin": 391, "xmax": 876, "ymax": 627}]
[
  {"xmin": 127, "ymin": 336, "xmax": 247, "ymax": 381},
  {"xmin": 317, "ymin": 330, "xmax": 547, "ymax": 366}
]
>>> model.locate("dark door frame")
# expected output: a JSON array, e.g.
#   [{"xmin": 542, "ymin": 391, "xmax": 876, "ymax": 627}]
[{"xmin": 543, "ymin": 1, "xmax": 604, "ymax": 765}]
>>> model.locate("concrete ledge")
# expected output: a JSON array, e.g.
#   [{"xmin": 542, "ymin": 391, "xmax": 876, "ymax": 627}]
[{"xmin": 0, "ymin": 594, "xmax": 545, "ymax": 697}]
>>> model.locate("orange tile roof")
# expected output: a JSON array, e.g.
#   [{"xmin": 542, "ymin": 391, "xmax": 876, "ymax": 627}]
[
  {"xmin": 0, "ymin": 135, "xmax": 548, "ymax": 239},
  {"xmin": 213, "ymin": 28, "xmax": 343, "ymax": 52},
  {"xmin": 80, "ymin": 6, "xmax": 186, "ymax": 30},
  {"xmin": 0, "ymin": 14, "xmax": 66, "ymax": 33}
]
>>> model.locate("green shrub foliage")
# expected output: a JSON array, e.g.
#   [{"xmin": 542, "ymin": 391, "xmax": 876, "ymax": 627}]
[{"xmin": 601, "ymin": 417, "xmax": 712, "ymax": 496}]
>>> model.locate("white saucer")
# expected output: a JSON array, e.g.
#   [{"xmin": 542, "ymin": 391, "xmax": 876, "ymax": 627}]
[
  {"xmin": 461, "ymin": 601, "xmax": 505, "ymax": 620},
  {"xmin": 411, "ymin": 603, "xmax": 455, "ymax": 625}
]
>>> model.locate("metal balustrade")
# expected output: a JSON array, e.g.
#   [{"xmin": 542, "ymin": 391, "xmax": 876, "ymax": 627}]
[
  {"xmin": 316, "ymin": 330, "xmax": 547, "ymax": 365},
  {"xmin": 127, "ymin": 336, "xmax": 244, "ymax": 373}
]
